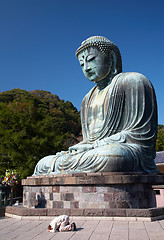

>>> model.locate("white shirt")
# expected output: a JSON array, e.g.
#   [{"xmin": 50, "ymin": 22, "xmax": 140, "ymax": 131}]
[{"xmin": 49, "ymin": 215, "xmax": 69, "ymax": 232}]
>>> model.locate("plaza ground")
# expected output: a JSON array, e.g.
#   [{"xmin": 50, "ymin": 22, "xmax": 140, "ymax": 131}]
[{"xmin": 0, "ymin": 216, "xmax": 164, "ymax": 240}]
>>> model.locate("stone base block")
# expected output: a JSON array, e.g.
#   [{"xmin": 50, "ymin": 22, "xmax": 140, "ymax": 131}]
[
  {"xmin": 22, "ymin": 172, "xmax": 164, "ymax": 210},
  {"xmin": 5, "ymin": 206, "xmax": 164, "ymax": 221}
]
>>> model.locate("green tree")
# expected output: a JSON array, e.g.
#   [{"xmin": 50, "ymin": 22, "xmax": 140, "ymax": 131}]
[
  {"xmin": 156, "ymin": 124, "xmax": 164, "ymax": 152},
  {"xmin": 0, "ymin": 89, "xmax": 81, "ymax": 178}
]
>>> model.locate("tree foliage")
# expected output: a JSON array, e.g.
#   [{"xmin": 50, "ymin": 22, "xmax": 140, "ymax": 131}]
[
  {"xmin": 0, "ymin": 89, "xmax": 81, "ymax": 178},
  {"xmin": 156, "ymin": 124, "xmax": 164, "ymax": 152}
]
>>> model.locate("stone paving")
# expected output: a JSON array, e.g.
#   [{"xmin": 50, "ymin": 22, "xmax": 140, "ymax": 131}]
[{"xmin": 0, "ymin": 217, "xmax": 164, "ymax": 240}]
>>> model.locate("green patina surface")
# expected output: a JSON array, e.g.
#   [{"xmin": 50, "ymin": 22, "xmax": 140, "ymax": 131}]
[{"xmin": 33, "ymin": 36, "xmax": 158, "ymax": 175}]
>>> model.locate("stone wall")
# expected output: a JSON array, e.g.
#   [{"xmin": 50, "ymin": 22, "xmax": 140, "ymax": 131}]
[
  {"xmin": 23, "ymin": 184, "xmax": 156, "ymax": 209},
  {"xmin": 22, "ymin": 173, "xmax": 164, "ymax": 210}
]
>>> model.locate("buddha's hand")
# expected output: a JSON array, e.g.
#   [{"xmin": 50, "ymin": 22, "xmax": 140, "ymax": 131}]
[
  {"xmin": 93, "ymin": 138, "xmax": 112, "ymax": 148},
  {"xmin": 93, "ymin": 140, "xmax": 103, "ymax": 148},
  {"xmin": 56, "ymin": 151, "xmax": 68, "ymax": 156},
  {"xmin": 93, "ymin": 134, "xmax": 126, "ymax": 148},
  {"xmin": 69, "ymin": 142, "xmax": 94, "ymax": 154}
]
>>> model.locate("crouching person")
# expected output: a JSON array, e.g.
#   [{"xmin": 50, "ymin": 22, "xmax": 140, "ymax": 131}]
[{"xmin": 48, "ymin": 215, "xmax": 76, "ymax": 232}]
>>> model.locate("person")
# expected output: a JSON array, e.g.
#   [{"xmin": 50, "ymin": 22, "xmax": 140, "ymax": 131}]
[
  {"xmin": 33, "ymin": 36, "xmax": 158, "ymax": 175},
  {"xmin": 48, "ymin": 215, "xmax": 76, "ymax": 232}
]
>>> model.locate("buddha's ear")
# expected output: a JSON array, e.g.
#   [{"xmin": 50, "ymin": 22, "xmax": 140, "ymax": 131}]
[{"xmin": 111, "ymin": 50, "xmax": 117, "ymax": 75}]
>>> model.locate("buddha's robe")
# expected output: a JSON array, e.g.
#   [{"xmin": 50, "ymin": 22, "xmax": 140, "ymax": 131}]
[{"xmin": 33, "ymin": 72, "xmax": 158, "ymax": 175}]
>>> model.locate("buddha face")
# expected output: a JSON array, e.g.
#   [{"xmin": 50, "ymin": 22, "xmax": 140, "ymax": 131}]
[{"xmin": 77, "ymin": 47, "xmax": 111, "ymax": 83}]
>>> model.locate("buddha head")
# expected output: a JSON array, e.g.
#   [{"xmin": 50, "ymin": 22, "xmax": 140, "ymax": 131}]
[{"xmin": 76, "ymin": 36, "xmax": 122, "ymax": 84}]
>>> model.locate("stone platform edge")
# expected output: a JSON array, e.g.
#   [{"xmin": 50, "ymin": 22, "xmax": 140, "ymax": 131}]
[
  {"xmin": 22, "ymin": 172, "xmax": 164, "ymax": 186},
  {"xmin": 4, "ymin": 206, "xmax": 164, "ymax": 221}
]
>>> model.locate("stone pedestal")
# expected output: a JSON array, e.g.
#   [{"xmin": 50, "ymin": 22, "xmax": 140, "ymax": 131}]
[{"xmin": 21, "ymin": 173, "xmax": 164, "ymax": 216}]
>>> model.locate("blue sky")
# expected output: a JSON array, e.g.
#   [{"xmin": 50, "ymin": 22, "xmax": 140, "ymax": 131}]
[{"xmin": 0, "ymin": 0, "xmax": 164, "ymax": 124}]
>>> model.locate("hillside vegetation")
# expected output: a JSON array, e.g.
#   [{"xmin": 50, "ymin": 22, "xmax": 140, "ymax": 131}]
[
  {"xmin": 156, "ymin": 124, "xmax": 164, "ymax": 152},
  {"xmin": 0, "ymin": 89, "xmax": 81, "ymax": 178}
]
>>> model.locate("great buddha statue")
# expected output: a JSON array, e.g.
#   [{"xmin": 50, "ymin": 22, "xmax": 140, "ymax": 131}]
[{"xmin": 33, "ymin": 36, "xmax": 158, "ymax": 175}]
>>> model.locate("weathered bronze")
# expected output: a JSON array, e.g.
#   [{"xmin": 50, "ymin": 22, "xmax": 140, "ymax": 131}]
[{"xmin": 33, "ymin": 36, "xmax": 158, "ymax": 175}]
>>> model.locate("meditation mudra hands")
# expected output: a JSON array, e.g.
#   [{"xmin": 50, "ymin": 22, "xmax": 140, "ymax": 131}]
[
  {"xmin": 68, "ymin": 135, "xmax": 122, "ymax": 154},
  {"xmin": 69, "ymin": 142, "xmax": 94, "ymax": 154},
  {"xmin": 68, "ymin": 139, "xmax": 110, "ymax": 154},
  {"xmin": 56, "ymin": 138, "xmax": 112, "ymax": 156},
  {"xmin": 55, "ymin": 142, "xmax": 94, "ymax": 156},
  {"xmin": 56, "ymin": 140, "xmax": 109, "ymax": 156}
]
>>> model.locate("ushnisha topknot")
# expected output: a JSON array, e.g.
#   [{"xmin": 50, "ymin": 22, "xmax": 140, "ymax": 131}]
[{"xmin": 76, "ymin": 36, "xmax": 122, "ymax": 73}]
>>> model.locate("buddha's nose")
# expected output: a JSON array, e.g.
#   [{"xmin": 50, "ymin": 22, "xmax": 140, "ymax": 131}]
[{"xmin": 84, "ymin": 63, "xmax": 91, "ymax": 72}]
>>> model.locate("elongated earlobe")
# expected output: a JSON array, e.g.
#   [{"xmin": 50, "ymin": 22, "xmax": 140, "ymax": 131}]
[{"xmin": 111, "ymin": 50, "xmax": 117, "ymax": 75}]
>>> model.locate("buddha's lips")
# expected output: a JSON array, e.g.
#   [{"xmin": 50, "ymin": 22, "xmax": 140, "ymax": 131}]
[{"xmin": 85, "ymin": 71, "xmax": 95, "ymax": 77}]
